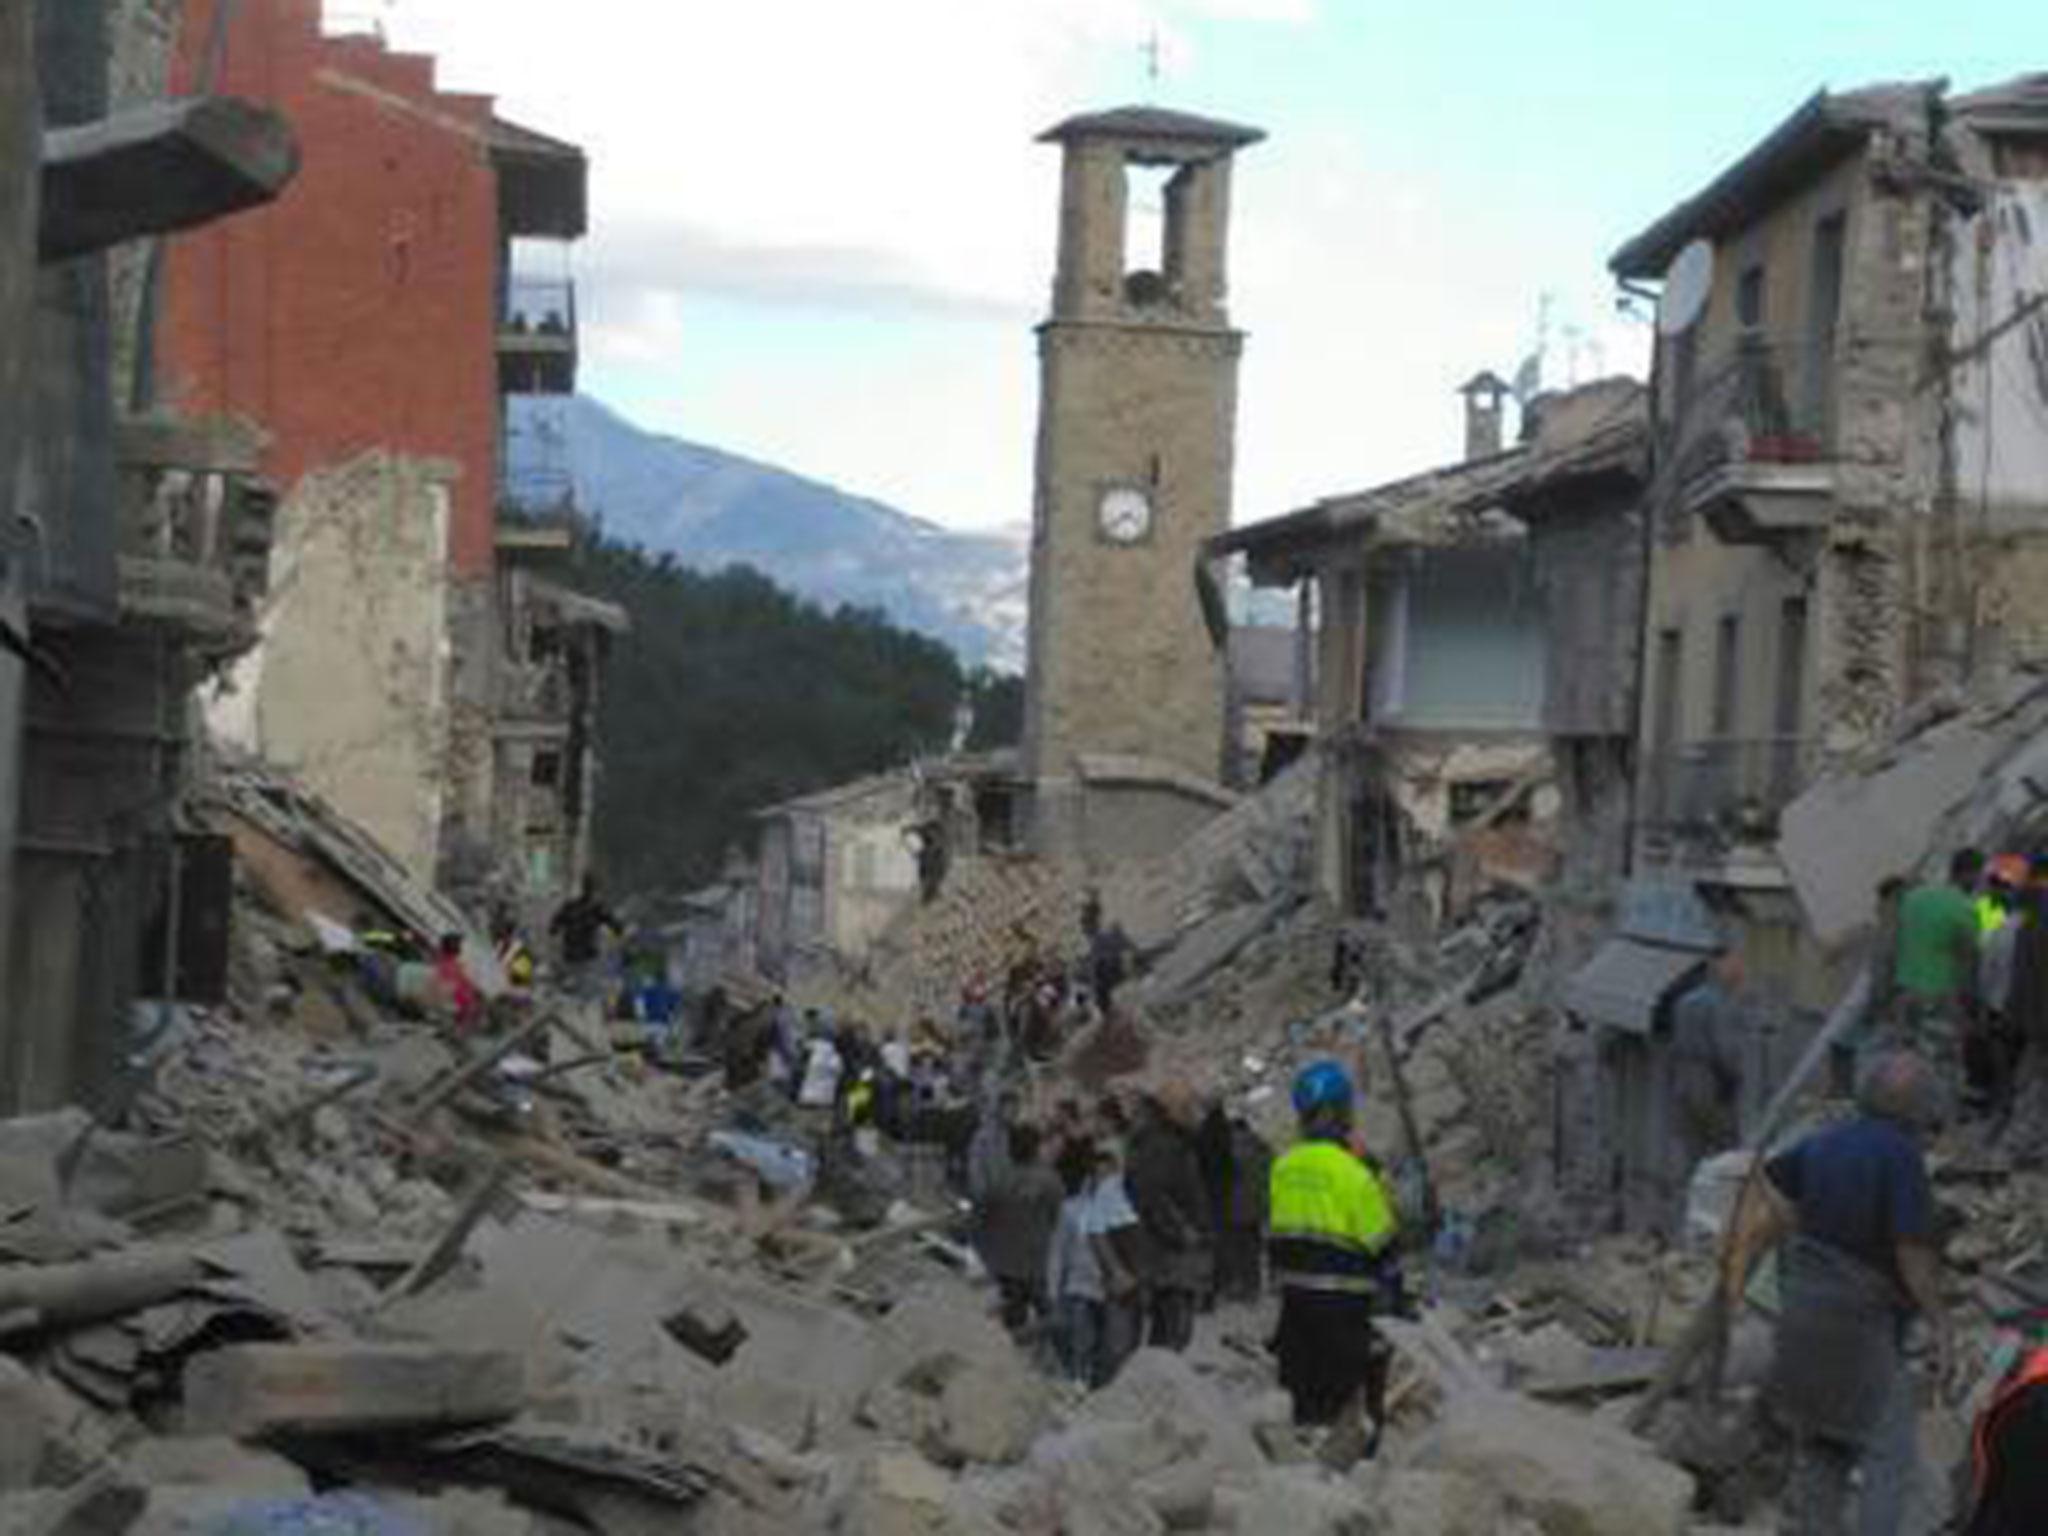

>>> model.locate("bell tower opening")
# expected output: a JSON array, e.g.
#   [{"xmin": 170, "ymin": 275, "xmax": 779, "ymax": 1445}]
[{"xmin": 1123, "ymin": 162, "xmax": 1177, "ymax": 307}]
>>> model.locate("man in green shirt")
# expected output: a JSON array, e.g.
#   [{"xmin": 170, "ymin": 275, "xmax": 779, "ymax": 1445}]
[{"xmin": 1888, "ymin": 848, "xmax": 1985, "ymax": 1112}]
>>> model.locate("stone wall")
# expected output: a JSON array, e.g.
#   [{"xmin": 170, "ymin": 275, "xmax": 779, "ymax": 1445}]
[
  {"xmin": 1025, "ymin": 324, "xmax": 1237, "ymax": 784},
  {"xmin": 1025, "ymin": 125, "xmax": 1249, "ymax": 793}
]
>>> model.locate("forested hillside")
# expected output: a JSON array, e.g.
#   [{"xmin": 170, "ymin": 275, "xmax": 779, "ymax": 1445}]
[{"xmin": 576, "ymin": 541, "xmax": 1019, "ymax": 895}]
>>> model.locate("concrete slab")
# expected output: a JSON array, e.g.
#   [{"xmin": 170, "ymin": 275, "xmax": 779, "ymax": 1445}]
[{"xmin": 183, "ymin": 1343, "xmax": 524, "ymax": 1436}]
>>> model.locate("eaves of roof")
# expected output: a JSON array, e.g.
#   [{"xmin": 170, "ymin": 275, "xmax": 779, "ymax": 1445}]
[{"xmin": 1609, "ymin": 82, "xmax": 1937, "ymax": 280}]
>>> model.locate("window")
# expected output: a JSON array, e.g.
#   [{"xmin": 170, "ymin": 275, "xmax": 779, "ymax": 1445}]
[
  {"xmin": 1773, "ymin": 596, "xmax": 1809, "ymax": 801},
  {"xmin": 1123, "ymin": 163, "xmax": 1175, "ymax": 287},
  {"xmin": 1651, "ymin": 627, "xmax": 1684, "ymax": 823},
  {"xmin": 1737, "ymin": 264, "xmax": 1766, "ymax": 329},
  {"xmin": 531, "ymin": 749, "xmax": 562, "ymax": 789},
  {"xmin": 1805, "ymin": 214, "xmax": 1847, "ymax": 445},
  {"xmin": 1653, "ymin": 628, "xmax": 1683, "ymax": 752},
  {"xmin": 1712, "ymin": 615, "xmax": 1742, "ymax": 739},
  {"xmin": 530, "ymin": 624, "xmax": 563, "ymax": 664}
]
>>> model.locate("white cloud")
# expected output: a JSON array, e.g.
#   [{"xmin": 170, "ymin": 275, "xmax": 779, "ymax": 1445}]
[{"xmin": 374, "ymin": 0, "xmax": 1643, "ymax": 531}]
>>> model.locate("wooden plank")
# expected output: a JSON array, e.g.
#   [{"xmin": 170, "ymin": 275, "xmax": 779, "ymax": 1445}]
[
  {"xmin": 40, "ymin": 96, "xmax": 298, "ymax": 261},
  {"xmin": 378, "ymin": 1159, "xmax": 512, "ymax": 1306}
]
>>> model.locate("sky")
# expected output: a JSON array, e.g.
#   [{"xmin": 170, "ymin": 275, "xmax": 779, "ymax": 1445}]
[{"xmin": 366, "ymin": 0, "xmax": 2040, "ymax": 533}]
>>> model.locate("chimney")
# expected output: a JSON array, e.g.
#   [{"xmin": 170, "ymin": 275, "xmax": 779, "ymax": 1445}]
[{"xmin": 1457, "ymin": 370, "xmax": 1512, "ymax": 460}]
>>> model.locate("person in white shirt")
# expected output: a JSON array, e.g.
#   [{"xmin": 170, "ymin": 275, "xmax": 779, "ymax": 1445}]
[
  {"xmin": 1080, "ymin": 1142, "xmax": 1146, "ymax": 1385},
  {"xmin": 1046, "ymin": 1138, "xmax": 1106, "ymax": 1386},
  {"xmin": 798, "ymin": 1030, "xmax": 843, "ymax": 1110}
]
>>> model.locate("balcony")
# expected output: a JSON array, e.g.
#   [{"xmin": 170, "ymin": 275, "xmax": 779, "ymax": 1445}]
[
  {"xmin": 1641, "ymin": 735, "xmax": 1816, "ymax": 843},
  {"xmin": 115, "ymin": 416, "xmax": 275, "ymax": 656},
  {"xmin": 1671, "ymin": 337, "xmax": 1835, "ymax": 546},
  {"xmin": 497, "ymin": 277, "xmax": 578, "ymax": 396}
]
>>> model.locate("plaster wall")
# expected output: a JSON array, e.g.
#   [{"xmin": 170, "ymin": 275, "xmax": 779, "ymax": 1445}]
[
  {"xmin": 222, "ymin": 451, "xmax": 455, "ymax": 888},
  {"xmin": 824, "ymin": 819, "xmax": 920, "ymax": 958}
]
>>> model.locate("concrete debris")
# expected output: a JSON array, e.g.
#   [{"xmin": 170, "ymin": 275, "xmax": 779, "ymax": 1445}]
[
  {"xmin": 20, "ymin": 735, "xmax": 2019, "ymax": 1536},
  {"xmin": 1417, "ymin": 1393, "xmax": 1694, "ymax": 1536},
  {"xmin": 183, "ymin": 1344, "xmax": 528, "ymax": 1437}
]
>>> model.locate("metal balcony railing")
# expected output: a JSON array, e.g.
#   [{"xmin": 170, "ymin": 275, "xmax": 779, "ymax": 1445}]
[
  {"xmin": 500, "ymin": 468, "xmax": 578, "ymax": 528},
  {"xmin": 1641, "ymin": 735, "xmax": 1817, "ymax": 838},
  {"xmin": 502, "ymin": 277, "xmax": 577, "ymax": 340},
  {"xmin": 1671, "ymin": 336, "xmax": 1831, "ymax": 471}
]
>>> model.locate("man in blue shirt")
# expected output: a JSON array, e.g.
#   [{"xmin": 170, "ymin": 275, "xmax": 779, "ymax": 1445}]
[{"xmin": 1724, "ymin": 1051, "xmax": 1952, "ymax": 1535}]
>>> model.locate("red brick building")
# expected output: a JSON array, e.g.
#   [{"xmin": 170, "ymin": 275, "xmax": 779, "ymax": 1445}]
[
  {"xmin": 160, "ymin": 0, "xmax": 610, "ymax": 912},
  {"xmin": 160, "ymin": 0, "xmax": 516, "ymax": 575}
]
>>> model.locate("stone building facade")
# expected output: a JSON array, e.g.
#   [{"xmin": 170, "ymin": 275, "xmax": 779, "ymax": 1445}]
[
  {"xmin": 1022, "ymin": 107, "xmax": 1263, "ymax": 798},
  {"xmin": 1611, "ymin": 77, "xmax": 2048, "ymax": 1009}
]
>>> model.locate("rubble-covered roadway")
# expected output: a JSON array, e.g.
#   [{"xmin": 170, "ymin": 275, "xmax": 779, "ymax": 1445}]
[{"xmin": 5, "ymin": 734, "xmax": 2048, "ymax": 1536}]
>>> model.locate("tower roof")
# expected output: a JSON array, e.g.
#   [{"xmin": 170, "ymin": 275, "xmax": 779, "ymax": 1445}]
[{"xmin": 1038, "ymin": 105, "xmax": 1265, "ymax": 151}]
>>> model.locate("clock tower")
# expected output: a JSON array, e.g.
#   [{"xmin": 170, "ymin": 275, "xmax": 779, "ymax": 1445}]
[{"xmin": 1022, "ymin": 107, "xmax": 1264, "ymax": 790}]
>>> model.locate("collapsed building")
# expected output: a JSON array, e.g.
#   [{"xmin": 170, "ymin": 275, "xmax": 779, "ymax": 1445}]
[
  {"xmin": 1207, "ymin": 376, "xmax": 1649, "ymax": 934},
  {"xmin": 0, "ymin": 0, "xmax": 296, "ymax": 1112},
  {"xmin": 166, "ymin": 0, "xmax": 623, "ymax": 923}
]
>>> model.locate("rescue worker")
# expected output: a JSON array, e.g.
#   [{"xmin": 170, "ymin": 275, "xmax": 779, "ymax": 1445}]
[
  {"xmin": 1722, "ymin": 1050, "xmax": 1951, "ymax": 1535},
  {"xmin": 1966, "ymin": 1332, "xmax": 2048, "ymax": 1534},
  {"xmin": 1268, "ymin": 1061, "xmax": 1400, "ymax": 1456}
]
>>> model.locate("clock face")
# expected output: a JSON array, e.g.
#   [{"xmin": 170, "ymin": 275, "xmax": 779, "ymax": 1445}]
[{"xmin": 1098, "ymin": 487, "xmax": 1153, "ymax": 545}]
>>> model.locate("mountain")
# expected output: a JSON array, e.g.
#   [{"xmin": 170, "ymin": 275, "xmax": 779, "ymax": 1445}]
[{"xmin": 508, "ymin": 396, "xmax": 1028, "ymax": 668}]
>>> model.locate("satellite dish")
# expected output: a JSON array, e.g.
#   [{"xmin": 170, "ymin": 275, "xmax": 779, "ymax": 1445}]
[{"xmin": 1657, "ymin": 239, "xmax": 1715, "ymax": 336}]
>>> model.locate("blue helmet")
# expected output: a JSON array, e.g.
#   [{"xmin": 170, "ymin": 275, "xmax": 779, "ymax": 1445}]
[{"xmin": 1292, "ymin": 1060, "xmax": 1354, "ymax": 1118}]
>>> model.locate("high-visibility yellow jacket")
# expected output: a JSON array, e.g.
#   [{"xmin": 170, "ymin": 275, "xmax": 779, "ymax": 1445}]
[
  {"xmin": 1977, "ymin": 895, "xmax": 2010, "ymax": 936},
  {"xmin": 1267, "ymin": 1138, "xmax": 1397, "ymax": 1295}
]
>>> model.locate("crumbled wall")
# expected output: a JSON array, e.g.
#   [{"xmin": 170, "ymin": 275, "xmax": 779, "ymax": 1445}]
[
  {"xmin": 439, "ymin": 574, "xmax": 498, "ymax": 897},
  {"xmin": 211, "ymin": 452, "xmax": 455, "ymax": 888},
  {"xmin": 1820, "ymin": 130, "xmax": 1936, "ymax": 736}
]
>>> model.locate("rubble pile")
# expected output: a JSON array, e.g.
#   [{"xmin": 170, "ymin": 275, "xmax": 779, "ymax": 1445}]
[
  {"xmin": 0, "ymin": 762, "xmax": 1746, "ymax": 1536},
  {"xmin": 0, "ymin": 996, "xmax": 1739, "ymax": 1536},
  {"xmin": 34, "ymin": 682, "xmax": 2048, "ymax": 1533},
  {"xmin": 805, "ymin": 762, "xmax": 1316, "ymax": 1035},
  {"xmin": 1135, "ymin": 885, "xmax": 1557, "ymax": 1252},
  {"xmin": 825, "ymin": 854, "xmax": 1085, "ymax": 1027}
]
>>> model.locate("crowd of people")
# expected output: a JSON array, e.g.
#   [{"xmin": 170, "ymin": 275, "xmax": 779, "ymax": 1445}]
[
  {"xmin": 1862, "ymin": 846, "xmax": 2048, "ymax": 1136},
  {"xmin": 681, "ymin": 894, "xmax": 1283, "ymax": 1395}
]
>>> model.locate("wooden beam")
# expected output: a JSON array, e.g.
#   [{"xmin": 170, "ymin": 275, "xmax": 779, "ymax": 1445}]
[{"xmin": 39, "ymin": 95, "xmax": 299, "ymax": 263}]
